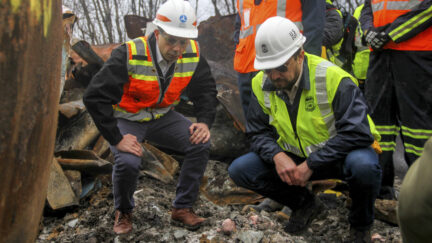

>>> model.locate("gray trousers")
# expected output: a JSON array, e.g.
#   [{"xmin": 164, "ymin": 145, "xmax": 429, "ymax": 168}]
[{"xmin": 110, "ymin": 110, "xmax": 210, "ymax": 212}]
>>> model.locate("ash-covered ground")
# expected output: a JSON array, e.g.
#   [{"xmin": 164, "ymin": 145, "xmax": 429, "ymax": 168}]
[{"xmin": 37, "ymin": 160, "xmax": 401, "ymax": 243}]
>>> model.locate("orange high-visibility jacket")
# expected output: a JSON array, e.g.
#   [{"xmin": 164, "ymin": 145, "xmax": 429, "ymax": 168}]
[
  {"xmin": 234, "ymin": 0, "xmax": 303, "ymax": 73},
  {"xmin": 114, "ymin": 36, "xmax": 200, "ymax": 121},
  {"xmin": 371, "ymin": 0, "xmax": 432, "ymax": 50}
]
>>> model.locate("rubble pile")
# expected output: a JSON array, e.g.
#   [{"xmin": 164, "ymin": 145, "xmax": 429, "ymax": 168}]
[{"xmin": 38, "ymin": 12, "xmax": 402, "ymax": 243}]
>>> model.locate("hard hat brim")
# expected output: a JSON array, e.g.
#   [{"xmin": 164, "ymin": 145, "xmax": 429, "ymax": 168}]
[
  {"xmin": 254, "ymin": 36, "xmax": 306, "ymax": 70},
  {"xmin": 153, "ymin": 20, "xmax": 198, "ymax": 39}
]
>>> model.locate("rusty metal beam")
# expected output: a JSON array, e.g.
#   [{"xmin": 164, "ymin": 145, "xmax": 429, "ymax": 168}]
[{"xmin": 0, "ymin": 1, "xmax": 62, "ymax": 242}]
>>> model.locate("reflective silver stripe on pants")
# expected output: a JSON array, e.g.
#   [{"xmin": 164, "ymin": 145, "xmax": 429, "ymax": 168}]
[
  {"xmin": 284, "ymin": 142, "xmax": 303, "ymax": 157},
  {"xmin": 239, "ymin": 0, "xmax": 244, "ymax": 16},
  {"xmin": 386, "ymin": 0, "xmax": 422, "ymax": 10},
  {"xmin": 315, "ymin": 60, "xmax": 337, "ymax": 138}
]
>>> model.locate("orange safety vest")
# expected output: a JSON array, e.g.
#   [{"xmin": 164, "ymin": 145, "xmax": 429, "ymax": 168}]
[
  {"xmin": 371, "ymin": 0, "xmax": 432, "ymax": 51},
  {"xmin": 234, "ymin": 0, "xmax": 303, "ymax": 73},
  {"xmin": 113, "ymin": 36, "xmax": 200, "ymax": 122}
]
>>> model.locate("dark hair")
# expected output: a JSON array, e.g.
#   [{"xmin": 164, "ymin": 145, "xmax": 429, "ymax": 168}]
[{"xmin": 291, "ymin": 47, "xmax": 303, "ymax": 60}]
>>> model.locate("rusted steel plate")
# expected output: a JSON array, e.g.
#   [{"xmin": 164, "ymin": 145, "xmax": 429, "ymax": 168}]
[
  {"xmin": 46, "ymin": 159, "xmax": 79, "ymax": 210},
  {"xmin": 0, "ymin": 1, "xmax": 62, "ymax": 242},
  {"xmin": 55, "ymin": 150, "xmax": 112, "ymax": 175},
  {"xmin": 143, "ymin": 142, "xmax": 179, "ymax": 176},
  {"xmin": 124, "ymin": 15, "xmax": 149, "ymax": 39}
]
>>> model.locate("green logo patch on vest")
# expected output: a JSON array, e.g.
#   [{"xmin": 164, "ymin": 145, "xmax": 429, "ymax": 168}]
[{"xmin": 305, "ymin": 96, "xmax": 315, "ymax": 112}]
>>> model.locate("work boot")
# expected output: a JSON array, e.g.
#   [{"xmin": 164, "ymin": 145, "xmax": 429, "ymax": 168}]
[
  {"xmin": 344, "ymin": 228, "xmax": 372, "ymax": 243},
  {"xmin": 113, "ymin": 210, "xmax": 132, "ymax": 234},
  {"xmin": 284, "ymin": 197, "xmax": 326, "ymax": 234},
  {"xmin": 250, "ymin": 198, "xmax": 284, "ymax": 212},
  {"xmin": 171, "ymin": 208, "xmax": 206, "ymax": 231}
]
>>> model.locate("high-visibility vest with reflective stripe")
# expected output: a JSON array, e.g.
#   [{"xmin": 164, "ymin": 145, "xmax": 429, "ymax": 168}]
[
  {"xmin": 234, "ymin": 0, "xmax": 303, "ymax": 73},
  {"xmin": 371, "ymin": 0, "xmax": 432, "ymax": 51},
  {"xmin": 113, "ymin": 37, "xmax": 199, "ymax": 122},
  {"xmin": 352, "ymin": 4, "xmax": 370, "ymax": 80},
  {"xmin": 251, "ymin": 53, "xmax": 380, "ymax": 157}
]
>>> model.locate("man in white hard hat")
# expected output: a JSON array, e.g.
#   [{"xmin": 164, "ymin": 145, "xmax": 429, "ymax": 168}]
[
  {"xmin": 228, "ymin": 16, "xmax": 382, "ymax": 242},
  {"xmin": 84, "ymin": 0, "xmax": 217, "ymax": 234}
]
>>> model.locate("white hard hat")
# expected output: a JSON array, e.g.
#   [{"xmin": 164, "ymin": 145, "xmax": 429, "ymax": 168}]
[
  {"xmin": 153, "ymin": 0, "xmax": 198, "ymax": 39},
  {"xmin": 254, "ymin": 16, "xmax": 306, "ymax": 70}
]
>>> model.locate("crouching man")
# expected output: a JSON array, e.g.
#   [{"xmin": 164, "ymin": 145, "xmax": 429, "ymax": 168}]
[
  {"xmin": 83, "ymin": 0, "xmax": 217, "ymax": 234},
  {"xmin": 228, "ymin": 16, "xmax": 381, "ymax": 242}
]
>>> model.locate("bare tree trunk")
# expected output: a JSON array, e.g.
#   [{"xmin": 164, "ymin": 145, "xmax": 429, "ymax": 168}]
[
  {"xmin": 92, "ymin": 0, "xmax": 107, "ymax": 44},
  {"xmin": 211, "ymin": 0, "xmax": 221, "ymax": 16},
  {"xmin": 131, "ymin": 0, "xmax": 137, "ymax": 15},
  {"xmin": 113, "ymin": 0, "xmax": 123, "ymax": 43},
  {"xmin": 0, "ymin": 1, "xmax": 62, "ymax": 242},
  {"xmin": 79, "ymin": 0, "xmax": 98, "ymax": 44},
  {"xmin": 101, "ymin": 0, "xmax": 114, "ymax": 43}
]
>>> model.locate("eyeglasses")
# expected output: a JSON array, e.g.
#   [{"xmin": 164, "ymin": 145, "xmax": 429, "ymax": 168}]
[
  {"xmin": 264, "ymin": 63, "xmax": 288, "ymax": 74},
  {"xmin": 160, "ymin": 32, "xmax": 189, "ymax": 47}
]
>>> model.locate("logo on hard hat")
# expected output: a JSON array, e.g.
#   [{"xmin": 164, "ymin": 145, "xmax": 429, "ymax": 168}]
[
  {"xmin": 179, "ymin": 15, "xmax": 187, "ymax": 23},
  {"xmin": 262, "ymin": 44, "xmax": 268, "ymax": 53},
  {"xmin": 289, "ymin": 29, "xmax": 297, "ymax": 40}
]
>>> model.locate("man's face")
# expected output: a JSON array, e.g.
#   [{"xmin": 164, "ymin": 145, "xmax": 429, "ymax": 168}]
[
  {"xmin": 155, "ymin": 30, "xmax": 190, "ymax": 62},
  {"xmin": 265, "ymin": 51, "xmax": 304, "ymax": 90}
]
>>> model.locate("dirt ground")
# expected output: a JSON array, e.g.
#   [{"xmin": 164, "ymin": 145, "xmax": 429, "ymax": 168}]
[{"xmin": 37, "ymin": 160, "xmax": 402, "ymax": 243}]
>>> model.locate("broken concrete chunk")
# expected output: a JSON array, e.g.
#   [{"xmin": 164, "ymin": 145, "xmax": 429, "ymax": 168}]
[
  {"xmin": 374, "ymin": 199, "xmax": 398, "ymax": 225},
  {"xmin": 58, "ymin": 100, "xmax": 85, "ymax": 118}
]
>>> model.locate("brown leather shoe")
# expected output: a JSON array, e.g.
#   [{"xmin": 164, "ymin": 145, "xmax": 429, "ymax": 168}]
[
  {"xmin": 113, "ymin": 210, "xmax": 132, "ymax": 234},
  {"xmin": 171, "ymin": 208, "xmax": 206, "ymax": 230}
]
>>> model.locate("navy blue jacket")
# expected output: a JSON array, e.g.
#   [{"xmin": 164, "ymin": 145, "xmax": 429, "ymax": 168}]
[{"xmin": 246, "ymin": 55, "xmax": 375, "ymax": 170}]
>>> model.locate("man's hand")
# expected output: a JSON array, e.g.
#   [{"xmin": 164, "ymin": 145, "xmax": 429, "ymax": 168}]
[
  {"xmin": 273, "ymin": 152, "xmax": 298, "ymax": 185},
  {"xmin": 189, "ymin": 123, "xmax": 210, "ymax": 144},
  {"xmin": 364, "ymin": 28, "xmax": 390, "ymax": 51},
  {"xmin": 294, "ymin": 161, "xmax": 313, "ymax": 187},
  {"xmin": 115, "ymin": 134, "xmax": 143, "ymax": 157}
]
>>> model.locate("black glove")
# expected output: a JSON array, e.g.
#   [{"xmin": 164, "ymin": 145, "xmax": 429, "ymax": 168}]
[{"xmin": 363, "ymin": 28, "xmax": 390, "ymax": 51}]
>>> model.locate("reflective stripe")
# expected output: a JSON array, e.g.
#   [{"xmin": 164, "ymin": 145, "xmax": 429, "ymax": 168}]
[
  {"xmin": 372, "ymin": 1, "xmax": 385, "ymax": 12},
  {"xmin": 379, "ymin": 141, "xmax": 397, "ymax": 151},
  {"xmin": 389, "ymin": 5, "xmax": 432, "ymax": 41},
  {"xmin": 113, "ymin": 105, "xmax": 171, "ymax": 122},
  {"xmin": 294, "ymin": 21, "xmax": 304, "ymax": 32},
  {"xmin": 401, "ymin": 125, "xmax": 432, "ymax": 139},
  {"xmin": 239, "ymin": 26, "xmax": 254, "ymax": 39},
  {"xmin": 315, "ymin": 61, "xmax": 337, "ymax": 138},
  {"xmin": 376, "ymin": 125, "xmax": 400, "ymax": 135},
  {"xmin": 305, "ymin": 141, "xmax": 328, "ymax": 156},
  {"xmin": 239, "ymin": 0, "xmax": 244, "ymax": 17},
  {"xmin": 277, "ymin": 0, "xmax": 286, "ymax": 17},
  {"xmin": 284, "ymin": 142, "xmax": 303, "ymax": 157},
  {"xmin": 404, "ymin": 142, "xmax": 424, "ymax": 156},
  {"xmin": 386, "ymin": 0, "xmax": 422, "ymax": 10}
]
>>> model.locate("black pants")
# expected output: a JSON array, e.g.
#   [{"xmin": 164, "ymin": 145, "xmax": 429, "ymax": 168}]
[{"xmin": 365, "ymin": 50, "xmax": 432, "ymax": 188}]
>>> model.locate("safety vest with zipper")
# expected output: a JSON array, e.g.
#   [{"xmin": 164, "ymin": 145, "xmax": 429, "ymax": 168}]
[
  {"xmin": 251, "ymin": 53, "xmax": 380, "ymax": 158},
  {"xmin": 371, "ymin": 0, "xmax": 432, "ymax": 51},
  {"xmin": 113, "ymin": 36, "xmax": 200, "ymax": 122},
  {"xmin": 234, "ymin": 0, "xmax": 303, "ymax": 73}
]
